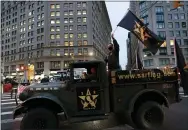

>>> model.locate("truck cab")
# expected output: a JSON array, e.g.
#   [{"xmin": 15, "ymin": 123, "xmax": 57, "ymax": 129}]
[{"xmin": 13, "ymin": 61, "xmax": 182, "ymax": 130}]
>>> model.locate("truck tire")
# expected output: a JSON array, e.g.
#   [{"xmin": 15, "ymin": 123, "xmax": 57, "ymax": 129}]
[
  {"xmin": 135, "ymin": 101, "xmax": 164, "ymax": 129},
  {"xmin": 20, "ymin": 107, "xmax": 58, "ymax": 130}
]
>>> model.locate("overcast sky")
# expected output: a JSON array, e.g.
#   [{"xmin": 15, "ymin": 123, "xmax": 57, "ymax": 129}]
[{"xmin": 106, "ymin": 2, "xmax": 130, "ymax": 69}]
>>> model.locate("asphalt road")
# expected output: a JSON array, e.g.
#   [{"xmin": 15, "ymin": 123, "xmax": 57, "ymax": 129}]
[{"xmin": 1, "ymin": 91, "xmax": 188, "ymax": 130}]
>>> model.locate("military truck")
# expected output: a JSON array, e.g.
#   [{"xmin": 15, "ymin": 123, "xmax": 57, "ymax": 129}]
[{"xmin": 13, "ymin": 61, "xmax": 184, "ymax": 130}]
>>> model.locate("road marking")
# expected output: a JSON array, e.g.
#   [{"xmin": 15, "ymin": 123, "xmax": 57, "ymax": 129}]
[
  {"xmin": 1, "ymin": 111, "xmax": 13, "ymax": 115},
  {"xmin": 1, "ymin": 117, "xmax": 23, "ymax": 124},
  {"xmin": 1, "ymin": 101, "xmax": 21, "ymax": 105},
  {"xmin": 1, "ymin": 106, "xmax": 16, "ymax": 110}
]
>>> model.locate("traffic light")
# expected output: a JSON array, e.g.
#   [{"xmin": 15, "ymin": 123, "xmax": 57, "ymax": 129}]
[{"xmin": 173, "ymin": 0, "xmax": 183, "ymax": 9}]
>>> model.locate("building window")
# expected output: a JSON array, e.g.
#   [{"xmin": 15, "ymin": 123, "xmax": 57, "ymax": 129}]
[
  {"xmin": 69, "ymin": 25, "xmax": 73, "ymax": 30},
  {"xmin": 64, "ymin": 26, "xmax": 68, "ymax": 30},
  {"xmin": 50, "ymin": 4, "xmax": 55, "ymax": 9},
  {"xmin": 56, "ymin": 49, "xmax": 60, "ymax": 56},
  {"xmin": 159, "ymin": 58, "xmax": 170, "ymax": 66},
  {"xmin": 83, "ymin": 17, "xmax": 87, "ymax": 23},
  {"xmin": 64, "ymin": 41, "xmax": 68, "ymax": 46},
  {"xmin": 69, "ymin": 41, "xmax": 73, "ymax": 46},
  {"xmin": 83, "ymin": 33, "xmax": 87, "ymax": 38},
  {"xmin": 64, "ymin": 49, "xmax": 68, "ymax": 56},
  {"xmin": 180, "ymin": 13, "xmax": 185, "ymax": 19},
  {"xmin": 77, "ymin": 17, "xmax": 81, "ymax": 23},
  {"xmin": 64, "ymin": 11, "xmax": 68, "ymax": 16},
  {"xmin": 69, "ymin": 10, "xmax": 73, "ymax": 15},
  {"xmin": 56, "ymin": 26, "xmax": 60, "ymax": 31},
  {"xmin": 157, "ymin": 23, "xmax": 165, "ymax": 29},
  {"xmin": 157, "ymin": 31, "xmax": 166, "ymax": 39},
  {"xmin": 182, "ymin": 22, "xmax": 186, "ymax": 28},
  {"xmin": 77, "ymin": 25, "xmax": 82, "ymax": 31},
  {"xmin": 171, "ymin": 48, "xmax": 174, "ymax": 55},
  {"xmin": 155, "ymin": 6, "xmax": 164, "ymax": 13},
  {"xmin": 78, "ymin": 48, "xmax": 82, "ymax": 55},
  {"xmin": 56, "ymin": 19, "xmax": 60, "ymax": 24},
  {"xmin": 70, "ymin": 33, "xmax": 74, "ymax": 38},
  {"xmin": 50, "ymin": 61, "xmax": 61, "ymax": 69},
  {"xmin": 50, "ymin": 34, "xmax": 55, "ymax": 39},
  {"xmin": 168, "ymin": 14, "xmax": 172, "ymax": 20},
  {"xmin": 82, "ymin": 10, "xmax": 87, "ymax": 15},
  {"xmin": 56, "ymin": 34, "xmax": 60, "ymax": 39},
  {"xmin": 82, "ymin": 2, "xmax": 87, "ymax": 7},
  {"xmin": 64, "ymin": 18, "xmax": 68, "ymax": 23},
  {"xmin": 175, "ymin": 31, "xmax": 180, "ymax": 37},
  {"xmin": 50, "ymin": 12, "xmax": 55, "ymax": 16},
  {"xmin": 77, "ymin": 2, "xmax": 81, "ymax": 7},
  {"xmin": 177, "ymin": 39, "xmax": 181, "ymax": 45},
  {"xmin": 169, "ymin": 31, "xmax": 174, "ymax": 37},
  {"xmin": 77, "ymin": 40, "xmax": 82, "ymax": 46},
  {"xmin": 184, "ymin": 48, "xmax": 188, "ymax": 55},
  {"xmin": 168, "ymin": 22, "xmax": 173, "ymax": 28},
  {"xmin": 83, "ymin": 25, "xmax": 87, "ymax": 30},
  {"xmin": 50, "ymin": 49, "xmax": 56, "ymax": 56},
  {"xmin": 56, "ymin": 4, "xmax": 60, "ymax": 8},
  {"xmin": 174, "ymin": 14, "xmax": 179, "ymax": 19},
  {"xmin": 175, "ymin": 22, "xmax": 180, "ymax": 28},
  {"xmin": 156, "ymin": 14, "xmax": 164, "ymax": 21},
  {"xmin": 64, "ymin": 33, "xmax": 68, "ymax": 39},
  {"xmin": 77, "ymin": 10, "xmax": 81, "ymax": 15},
  {"xmin": 77, "ymin": 33, "xmax": 82, "ymax": 39},
  {"xmin": 51, "ymin": 19, "xmax": 55, "ymax": 24},
  {"xmin": 184, "ymin": 39, "xmax": 188, "ymax": 46},
  {"xmin": 83, "ymin": 40, "xmax": 88, "ymax": 45},
  {"xmin": 170, "ymin": 40, "xmax": 174, "ymax": 46},
  {"xmin": 144, "ymin": 59, "xmax": 153, "ymax": 67},
  {"xmin": 83, "ymin": 48, "xmax": 88, "ymax": 55},
  {"xmin": 56, "ymin": 11, "xmax": 60, "ymax": 16},
  {"xmin": 69, "ymin": 18, "xmax": 73, "ymax": 23},
  {"xmin": 182, "ymin": 31, "xmax": 187, "ymax": 37}
]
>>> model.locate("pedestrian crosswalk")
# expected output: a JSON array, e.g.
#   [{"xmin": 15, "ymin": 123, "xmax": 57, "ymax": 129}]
[{"xmin": 1, "ymin": 92, "xmax": 23, "ymax": 126}]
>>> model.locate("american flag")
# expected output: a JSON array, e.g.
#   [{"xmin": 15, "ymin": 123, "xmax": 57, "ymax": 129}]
[{"xmin": 17, "ymin": 84, "xmax": 27, "ymax": 96}]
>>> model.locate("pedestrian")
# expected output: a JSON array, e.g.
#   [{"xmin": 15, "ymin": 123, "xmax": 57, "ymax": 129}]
[{"xmin": 105, "ymin": 34, "xmax": 120, "ymax": 72}]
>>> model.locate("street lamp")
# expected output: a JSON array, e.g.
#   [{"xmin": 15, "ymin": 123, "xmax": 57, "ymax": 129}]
[{"xmin": 89, "ymin": 52, "xmax": 93, "ymax": 56}]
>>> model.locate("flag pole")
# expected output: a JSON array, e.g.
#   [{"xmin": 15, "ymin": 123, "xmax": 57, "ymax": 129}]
[
  {"xmin": 135, "ymin": 49, "xmax": 138, "ymax": 69},
  {"xmin": 112, "ymin": 26, "xmax": 118, "ymax": 35}
]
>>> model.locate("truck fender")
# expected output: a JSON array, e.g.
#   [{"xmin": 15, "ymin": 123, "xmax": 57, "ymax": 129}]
[
  {"xmin": 13, "ymin": 94, "xmax": 68, "ymax": 119},
  {"xmin": 128, "ymin": 89, "xmax": 169, "ymax": 114}
]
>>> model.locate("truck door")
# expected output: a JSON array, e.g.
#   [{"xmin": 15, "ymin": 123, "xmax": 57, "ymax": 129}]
[{"xmin": 73, "ymin": 68, "xmax": 106, "ymax": 116}]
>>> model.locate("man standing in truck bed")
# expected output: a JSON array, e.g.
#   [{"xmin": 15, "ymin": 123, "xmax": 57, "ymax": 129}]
[{"xmin": 105, "ymin": 34, "xmax": 120, "ymax": 71}]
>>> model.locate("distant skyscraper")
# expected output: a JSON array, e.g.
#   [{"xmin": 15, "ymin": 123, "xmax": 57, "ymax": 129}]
[
  {"xmin": 126, "ymin": 1, "xmax": 139, "ymax": 69},
  {"xmin": 127, "ymin": 1, "xmax": 188, "ymax": 69},
  {"xmin": 1, "ymin": 1, "xmax": 112, "ymax": 78}
]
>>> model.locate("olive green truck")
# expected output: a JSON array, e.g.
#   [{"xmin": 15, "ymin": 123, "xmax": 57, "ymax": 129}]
[{"xmin": 13, "ymin": 61, "xmax": 184, "ymax": 130}]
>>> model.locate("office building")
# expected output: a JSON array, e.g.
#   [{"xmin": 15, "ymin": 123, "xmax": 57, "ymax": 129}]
[
  {"xmin": 1, "ymin": 1, "xmax": 112, "ymax": 78},
  {"xmin": 127, "ymin": 1, "xmax": 188, "ymax": 69},
  {"xmin": 126, "ymin": 1, "xmax": 140, "ymax": 69}
]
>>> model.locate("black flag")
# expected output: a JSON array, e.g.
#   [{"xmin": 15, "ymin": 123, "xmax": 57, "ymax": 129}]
[
  {"xmin": 174, "ymin": 39, "xmax": 188, "ymax": 95},
  {"xmin": 118, "ymin": 10, "xmax": 164, "ymax": 55}
]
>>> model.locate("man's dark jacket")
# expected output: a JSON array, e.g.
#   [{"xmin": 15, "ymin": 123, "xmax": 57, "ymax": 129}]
[{"xmin": 106, "ymin": 38, "xmax": 120, "ymax": 70}]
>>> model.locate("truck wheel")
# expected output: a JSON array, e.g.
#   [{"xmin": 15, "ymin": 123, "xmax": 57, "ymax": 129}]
[
  {"xmin": 135, "ymin": 101, "xmax": 164, "ymax": 129},
  {"xmin": 20, "ymin": 108, "xmax": 58, "ymax": 130}
]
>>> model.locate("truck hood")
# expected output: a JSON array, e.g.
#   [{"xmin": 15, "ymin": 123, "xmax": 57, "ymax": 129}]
[{"xmin": 27, "ymin": 82, "xmax": 66, "ymax": 89}]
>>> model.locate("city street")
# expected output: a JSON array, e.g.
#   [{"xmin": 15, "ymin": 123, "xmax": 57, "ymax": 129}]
[{"xmin": 1, "ymin": 90, "xmax": 188, "ymax": 130}]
